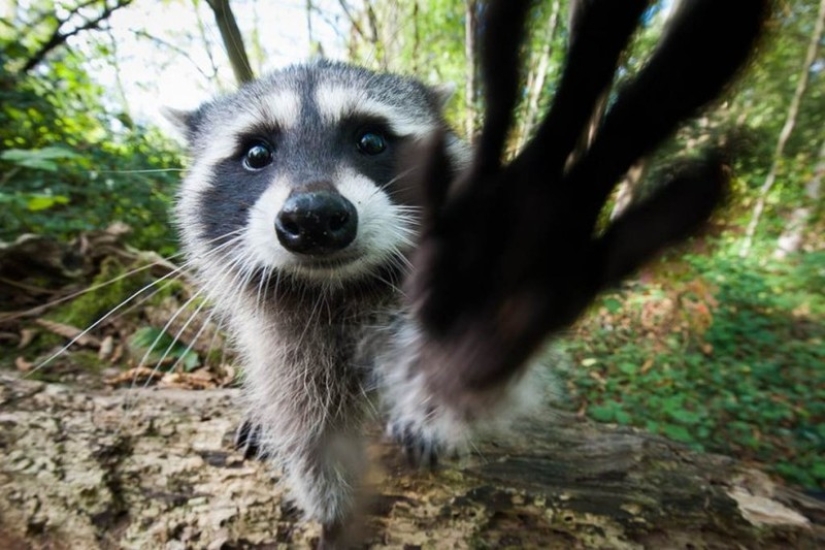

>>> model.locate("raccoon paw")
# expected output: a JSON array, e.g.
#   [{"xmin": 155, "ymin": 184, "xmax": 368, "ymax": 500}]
[
  {"xmin": 233, "ymin": 418, "xmax": 269, "ymax": 460},
  {"xmin": 387, "ymin": 420, "xmax": 442, "ymax": 469}
]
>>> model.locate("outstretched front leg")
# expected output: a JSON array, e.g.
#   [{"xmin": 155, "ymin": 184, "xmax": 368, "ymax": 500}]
[
  {"xmin": 238, "ymin": 330, "xmax": 369, "ymax": 549},
  {"xmin": 403, "ymin": 0, "xmax": 770, "ymax": 416}
]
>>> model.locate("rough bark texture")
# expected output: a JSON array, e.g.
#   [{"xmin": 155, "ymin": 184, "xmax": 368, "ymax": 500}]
[{"xmin": 1, "ymin": 372, "xmax": 822, "ymax": 549}]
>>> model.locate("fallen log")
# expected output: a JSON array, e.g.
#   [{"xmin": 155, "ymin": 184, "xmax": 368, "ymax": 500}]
[{"xmin": 0, "ymin": 373, "xmax": 822, "ymax": 549}]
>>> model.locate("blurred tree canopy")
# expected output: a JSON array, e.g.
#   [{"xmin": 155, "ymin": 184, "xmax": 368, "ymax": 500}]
[
  {"xmin": 0, "ymin": 0, "xmax": 823, "ymax": 489},
  {"xmin": 1, "ymin": 0, "xmax": 181, "ymax": 253}
]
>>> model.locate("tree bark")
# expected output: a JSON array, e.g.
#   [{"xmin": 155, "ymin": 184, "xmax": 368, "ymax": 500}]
[
  {"xmin": 1, "ymin": 373, "xmax": 822, "ymax": 549},
  {"xmin": 204, "ymin": 0, "xmax": 254, "ymax": 85},
  {"xmin": 740, "ymin": 0, "xmax": 825, "ymax": 258}
]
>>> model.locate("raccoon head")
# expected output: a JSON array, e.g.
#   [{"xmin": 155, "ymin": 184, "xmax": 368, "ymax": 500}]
[{"xmin": 167, "ymin": 60, "xmax": 467, "ymax": 296}]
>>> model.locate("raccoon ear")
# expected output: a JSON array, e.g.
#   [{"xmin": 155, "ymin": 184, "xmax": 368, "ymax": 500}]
[
  {"xmin": 161, "ymin": 106, "xmax": 198, "ymax": 141},
  {"xmin": 431, "ymin": 83, "xmax": 457, "ymax": 109}
]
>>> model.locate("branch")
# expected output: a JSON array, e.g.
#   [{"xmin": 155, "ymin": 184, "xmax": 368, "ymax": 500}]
[
  {"xmin": 130, "ymin": 29, "xmax": 215, "ymax": 83},
  {"xmin": 204, "ymin": 0, "xmax": 254, "ymax": 84},
  {"xmin": 336, "ymin": 0, "xmax": 369, "ymax": 43},
  {"xmin": 21, "ymin": 0, "xmax": 135, "ymax": 74}
]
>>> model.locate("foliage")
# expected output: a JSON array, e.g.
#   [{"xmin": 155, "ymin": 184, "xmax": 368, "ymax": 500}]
[
  {"xmin": 562, "ymin": 250, "xmax": 825, "ymax": 489},
  {"xmin": 46, "ymin": 256, "xmax": 157, "ymax": 329},
  {"xmin": 129, "ymin": 326, "xmax": 201, "ymax": 372},
  {"xmin": 1, "ymin": 27, "xmax": 182, "ymax": 253}
]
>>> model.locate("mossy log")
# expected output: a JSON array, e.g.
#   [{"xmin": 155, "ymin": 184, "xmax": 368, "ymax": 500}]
[{"xmin": 1, "ymin": 373, "xmax": 822, "ymax": 549}]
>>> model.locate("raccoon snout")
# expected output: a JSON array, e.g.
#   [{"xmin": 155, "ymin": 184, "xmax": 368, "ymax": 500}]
[{"xmin": 275, "ymin": 191, "xmax": 358, "ymax": 255}]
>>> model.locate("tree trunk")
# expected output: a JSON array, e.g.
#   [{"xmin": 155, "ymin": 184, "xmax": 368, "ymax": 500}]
[
  {"xmin": 464, "ymin": 0, "xmax": 479, "ymax": 141},
  {"xmin": 338, "ymin": 0, "xmax": 388, "ymax": 71},
  {"xmin": 364, "ymin": 0, "xmax": 387, "ymax": 70},
  {"xmin": 1, "ymin": 373, "xmax": 822, "ymax": 549},
  {"xmin": 517, "ymin": 0, "xmax": 561, "ymax": 151},
  {"xmin": 774, "ymin": 138, "xmax": 825, "ymax": 258},
  {"xmin": 411, "ymin": 0, "xmax": 420, "ymax": 75},
  {"xmin": 204, "ymin": 0, "xmax": 254, "ymax": 85},
  {"xmin": 740, "ymin": 0, "xmax": 825, "ymax": 257}
]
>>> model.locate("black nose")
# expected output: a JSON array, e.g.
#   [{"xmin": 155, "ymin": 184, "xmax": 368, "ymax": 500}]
[{"xmin": 275, "ymin": 191, "xmax": 358, "ymax": 255}]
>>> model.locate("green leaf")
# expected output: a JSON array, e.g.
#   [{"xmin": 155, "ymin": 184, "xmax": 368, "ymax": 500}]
[
  {"xmin": 667, "ymin": 408, "xmax": 704, "ymax": 425},
  {"xmin": 182, "ymin": 350, "xmax": 201, "ymax": 371},
  {"xmin": 1, "ymin": 146, "xmax": 79, "ymax": 172},
  {"xmin": 662, "ymin": 424, "xmax": 694, "ymax": 444},
  {"xmin": 603, "ymin": 297, "xmax": 623, "ymax": 313},
  {"xmin": 26, "ymin": 194, "xmax": 69, "ymax": 212},
  {"xmin": 618, "ymin": 362, "xmax": 638, "ymax": 375}
]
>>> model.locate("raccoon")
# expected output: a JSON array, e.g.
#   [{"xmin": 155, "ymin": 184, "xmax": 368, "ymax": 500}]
[
  {"xmin": 165, "ymin": 60, "xmax": 538, "ymax": 546},
  {"xmin": 163, "ymin": 0, "xmax": 769, "ymax": 545}
]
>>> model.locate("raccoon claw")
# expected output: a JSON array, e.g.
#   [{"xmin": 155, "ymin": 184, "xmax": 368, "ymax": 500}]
[
  {"xmin": 234, "ymin": 418, "xmax": 268, "ymax": 460},
  {"xmin": 388, "ymin": 421, "xmax": 440, "ymax": 470}
]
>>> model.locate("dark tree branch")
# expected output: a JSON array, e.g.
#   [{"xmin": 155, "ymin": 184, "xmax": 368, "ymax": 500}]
[
  {"xmin": 204, "ymin": 0, "xmax": 254, "ymax": 84},
  {"xmin": 21, "ymin": 0, "xmax": 134, "ymax": 74},
  {"xmin": 130, "ymin": 29, "xmax": 215, "ymax": 83},
  {"xmin": 336, "ymin": 0, "xmax": 369, "ymax": 43}
]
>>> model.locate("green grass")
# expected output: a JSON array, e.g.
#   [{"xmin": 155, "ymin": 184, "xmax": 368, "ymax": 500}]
[{"xmin": 561, "ymin": 250, "xmax": 825, "ymax": 489}]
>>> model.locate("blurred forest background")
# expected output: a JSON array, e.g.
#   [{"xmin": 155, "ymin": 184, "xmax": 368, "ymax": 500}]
[{"xmin": 0, "ymin": 0, "xmax": 823, "ymax": 492}]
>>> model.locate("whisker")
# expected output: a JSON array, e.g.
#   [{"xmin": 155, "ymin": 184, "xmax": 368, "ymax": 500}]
[
  {"xmin": 166, "ymin": 307, "xmax": 219, "ymax": 374},
  {"xmin": 140, "ymin": 294, "xmax": 211, "ymax": 389},
  {"xmin": 0, "ymin": 251, "xmax": 186, "ymax": 323},
  {"xmin": 95, "ymin": 168, "xmax": 187, "ymax": 174},
  {"xmin": 28, "ymin": 262, "xmax": 193, "ymax": 377},
  {"xmin": 131, "ymin": 287, "xmax": 207, "ymax": 390}
]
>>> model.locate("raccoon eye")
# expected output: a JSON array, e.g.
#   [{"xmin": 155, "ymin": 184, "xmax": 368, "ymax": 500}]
[
  {"xmin": 243, "ymin": 141, "xmax": 273, "ymax": 170},
  {"xmin": 356, "ymin": 131, "xmax": 387, "ymax": 155}
]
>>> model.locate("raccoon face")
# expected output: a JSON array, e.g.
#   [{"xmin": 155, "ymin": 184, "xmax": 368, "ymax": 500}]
[{"xmin": 169, "ymin": 61, "xmax": 461, "ymax": 290}]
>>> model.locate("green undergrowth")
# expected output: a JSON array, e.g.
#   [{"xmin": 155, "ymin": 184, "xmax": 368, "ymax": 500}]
[
  {"xmin": 31, "ymin": 256, "xmax": 187, "ymax": 356},
  {"xmin": 561, "ymin": 250, "xmax": 825, "ymax": 489}
]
